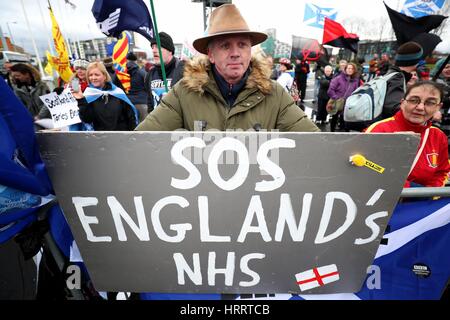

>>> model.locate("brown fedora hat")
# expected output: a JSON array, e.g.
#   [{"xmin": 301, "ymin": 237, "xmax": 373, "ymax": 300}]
[{"xmin": 193, "ymin": 4, "xmax": 268, "ymax": 54}]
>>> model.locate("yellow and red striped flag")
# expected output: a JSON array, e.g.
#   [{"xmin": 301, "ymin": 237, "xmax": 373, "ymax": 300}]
[
  {"xmin": 112, "ymin": 32, "xmax": 130, "ymax": 93},
  {"xmin": 47, "ymin": 7, "xmax": 73, "ymax": 82}
]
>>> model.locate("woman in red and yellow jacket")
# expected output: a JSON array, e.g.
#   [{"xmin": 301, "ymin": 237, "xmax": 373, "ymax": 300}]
[{"xmin": 366, "ymin": 80, "xmax": 449, "ymax": 187}]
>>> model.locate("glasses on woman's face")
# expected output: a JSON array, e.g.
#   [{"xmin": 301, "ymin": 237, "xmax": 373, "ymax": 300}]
[{"xmin": 405, "ymin": 96, "xmax": 440, "ymax": 108}]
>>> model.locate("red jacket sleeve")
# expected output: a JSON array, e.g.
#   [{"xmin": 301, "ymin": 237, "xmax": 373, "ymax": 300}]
[{"xmin": 427, "ymin": 131, "xmax": 450, "ymax": 187}]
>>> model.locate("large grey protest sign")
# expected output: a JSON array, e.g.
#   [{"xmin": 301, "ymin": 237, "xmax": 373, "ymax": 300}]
[{"xmin": 37, "ymin": 131, "xmax": 419, "ymax": 294}]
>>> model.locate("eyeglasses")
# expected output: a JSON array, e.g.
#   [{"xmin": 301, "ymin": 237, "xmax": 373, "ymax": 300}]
[{"xmin": 405, "ymin": 97, "xmax": 440, "ymax": 108}]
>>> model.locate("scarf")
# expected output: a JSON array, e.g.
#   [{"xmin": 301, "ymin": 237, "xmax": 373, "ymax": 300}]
[{"xmin": 83, "ymin": 82, "xmax": 139, "ymax": 125}]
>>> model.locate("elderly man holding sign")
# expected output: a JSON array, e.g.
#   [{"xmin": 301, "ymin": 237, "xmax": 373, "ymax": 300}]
[{"xmin": 136, "ymin": 4, "xmax": 319, "ymax": 132}]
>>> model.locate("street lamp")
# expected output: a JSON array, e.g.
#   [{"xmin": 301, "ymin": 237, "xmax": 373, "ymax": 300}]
[{"xmin": 6, "ymin": 21, "xmax": 17, "ymax": 49}]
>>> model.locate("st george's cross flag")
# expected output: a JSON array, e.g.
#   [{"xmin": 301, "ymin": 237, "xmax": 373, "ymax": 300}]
[{"xmin": 295, "ymin": 264, "xmax": 340, "ymax": 291}]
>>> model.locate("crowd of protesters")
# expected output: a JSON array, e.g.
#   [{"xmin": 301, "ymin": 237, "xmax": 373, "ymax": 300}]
[{"xmin": 2, "ymin": 25, "xmax": 449, "ymax": 163}]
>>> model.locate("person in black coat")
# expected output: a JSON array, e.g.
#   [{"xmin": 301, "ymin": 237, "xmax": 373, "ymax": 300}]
[
  {"xmin": 316, "ymin": 65, "xmax": 333, "ymax": 125},
  {"xmin": 72, "ymin": 61, "xmax": 137, "ymax": 131},
  {"xmin": 294, "ymin": 58, "xmax": 310, "ymax": 103},
  {"xmin": 125, "ymin": 52, "xmax": 148, "ymax": 123},
  {"xmin": 145, "ymin": 32, "xmax": 184, "ymax": 113}
]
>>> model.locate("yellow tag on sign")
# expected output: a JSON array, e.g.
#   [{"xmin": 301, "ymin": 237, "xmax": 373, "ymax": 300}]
[{"xmin": 349, "ymin": 154, "xmax": 385, "ymax": 174}]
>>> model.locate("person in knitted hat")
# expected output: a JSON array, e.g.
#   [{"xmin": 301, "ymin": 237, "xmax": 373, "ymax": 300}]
[
  {"xmin": 395, "ymin": 41, "xmax": 423, "ymax": 68},
  {"xmin": 150, "ymin": 32, "xmax": 175, "ymax": 56},
  {"xmin": 124, "ymin": 51, "xmax": 148, "ymax": 123},
  {"xmin": 379, "ymin": 41, "xmax": 424, "ymax": 119},
  {"xmin": 68, "ymin": 59, "xmax": 89, "ymax": 92},
  {"xmin": 73, "ymin": 59, "xmax": 90, "ymax": 70},
  {"xmin": 144, "ymin": 31, "xmax": 184, "ymax": 113},
  {"xmin": 136, "ymin": 4, "xmax": 319, "ymax": 132}
]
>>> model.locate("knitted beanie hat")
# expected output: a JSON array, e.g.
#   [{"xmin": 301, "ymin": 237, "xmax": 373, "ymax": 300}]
[
  {"xmin": 395, "ymin": 41, "xmax": 423, "ymax": 67},
  {"xmin": 126, "ymin": 52, "xmax": 138, "ymax": 61},
  {"xmin": 151, "ymin": 32, "xmax": 175, "ymax": 54},
  {"xmin": 73, "ymin": 59, "xmax": 90, "ymax": 69},
  {"xmin": 102, "ymin": 57, "xmax": 113, "ymax": 68}
]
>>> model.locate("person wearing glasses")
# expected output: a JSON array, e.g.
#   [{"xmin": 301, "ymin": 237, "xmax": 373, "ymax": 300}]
[{"xmin": 366, "ymin": 81, "xmax": 449, "ymax": 188}]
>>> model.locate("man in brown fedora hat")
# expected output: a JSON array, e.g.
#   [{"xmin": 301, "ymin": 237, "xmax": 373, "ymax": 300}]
[{"xmin": 136, "ymin": 4, "xmax": 319, "ymax": 132}]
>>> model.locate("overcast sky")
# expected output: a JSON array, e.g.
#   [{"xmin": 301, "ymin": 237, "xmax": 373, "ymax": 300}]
[{"xmin": 1, "ymin": 0, "xmax": 449, "ymax": 58}]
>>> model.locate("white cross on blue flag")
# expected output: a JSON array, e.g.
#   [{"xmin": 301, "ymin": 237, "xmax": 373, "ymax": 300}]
[
  {"xmin": 401, "ymin": 0, "xmax": 445, "ymax": 18},
  {"xmin": 303, "ymin": 3, "xmax": 337, "ymax": 29}
]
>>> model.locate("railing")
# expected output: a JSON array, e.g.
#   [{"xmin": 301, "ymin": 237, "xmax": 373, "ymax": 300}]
[{"xmin": 400, "ymin": 187, "xmax": 450, "ymax": 198}]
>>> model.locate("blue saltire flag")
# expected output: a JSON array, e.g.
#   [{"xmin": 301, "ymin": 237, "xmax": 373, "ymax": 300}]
[
  {"xmin": 92, "ymin": 0, "xmax": 154, "ymax": 42},
  {"xmin": 401, "ymin": 0, "xmax": 446, "ymax": 18},
  {"xmin": 0, "ymin": 76, "xmax": 54, "ymax": 243},
  {"xmin": 303, "ymin": 3, "xmax": 337, "ymax": 29},
  {"xmin": 83, "ymin": 83, "xmax": 139, "ymax": 125},
  {"xmin": 140, "ymin": 199, "xmax": 450, "ymax": 300},
  {"xmin": 355, "ymin": 198, "xmax": 450, "ymax": 300}
]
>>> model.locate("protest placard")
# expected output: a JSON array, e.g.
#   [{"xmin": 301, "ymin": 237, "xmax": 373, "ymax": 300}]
[
  {"xmin": 39, "ymin": 89, "xmax": 81, "ymax": 128},
  {"xmin": 37, "ymin": 131, "xmax": 419, "ymax": 294}
]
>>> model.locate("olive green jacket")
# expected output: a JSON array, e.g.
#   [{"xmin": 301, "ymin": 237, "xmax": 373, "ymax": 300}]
[{"xmin": 135, "ymin": 55, "xmax": 319, "ymax": 132}]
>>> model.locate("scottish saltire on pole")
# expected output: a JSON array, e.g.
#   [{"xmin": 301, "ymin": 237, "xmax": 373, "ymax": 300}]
[
  {"xmin": 112, "ymin": 32, "xmax": 131, "ymax": 93},
  {"xmin": 139, "ymin": 198, "xmax": 450, "ymax": 300},
  {"xmin": 303, "ymin": 3, "xmax": 337, "ymax": 29},
  {"xmin": 401, "ymin": 0, "xmax": 446, "ymax": 18},
  {"xmin": 47, "ymin": 7, "xmax": 73, "ymax": 82},
  {"xmin": 384, "ymin": 2, "xmax": 447, "ymax": 45},
  {"xmin": 322, "ymin": 17, "xmax": 359, "ymax": 53},
  {"xmin": 0, "ymin": 77, "xmax": 55, "ymax": 243},
  {"xmin": 92, "ymin": 0, "xmax": 154, "ymax": 42}
]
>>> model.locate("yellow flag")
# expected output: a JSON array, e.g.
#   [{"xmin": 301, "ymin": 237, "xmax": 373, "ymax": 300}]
[
  {"xmin": 46, "ymin": 51, "xmax": 73, "ymax": 83},
  {"xmin": 49, "ymin": 7, "xmax": 73, "ymax": 82},
  {"xmin": 44, "ymin": 61, "xmax": 53, "ymax": 76}
]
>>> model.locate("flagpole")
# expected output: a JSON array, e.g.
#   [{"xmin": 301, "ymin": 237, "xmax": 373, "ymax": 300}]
[
  {"xmin": 148, "ymin": 0, "xmax": 169, "ymax": 93},
  {"xmin": 39, "ymin": 0, "xmax": 55, "ymax": 56},
  {"xmin": 55, "ymin": 0, "xmax": 73, "ymax": 59},
  {"xmin": 20, "ymin": 0, "xmax": 45, "ymax": 78},
  {"xmin": 63, "ymin": 0, "xmax": 81, "ymax": 59}
]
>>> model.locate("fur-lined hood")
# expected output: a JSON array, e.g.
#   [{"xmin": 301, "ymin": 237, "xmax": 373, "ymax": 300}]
[{"xmin": 181, "ymin": 55, "xmax": 273, "ymax": 95}]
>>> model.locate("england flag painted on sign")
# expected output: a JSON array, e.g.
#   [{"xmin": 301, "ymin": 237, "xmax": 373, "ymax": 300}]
[
  {"xmin": 295, "ymin": 264, "xmax": 340, "ymax": 291},
  {"xmin": 401, "ymin": 0, "xmax": 445, "ymax": 18},
  {"xmin": 303, "ymin": 3, "xmax": 337, "ymax": 29}
]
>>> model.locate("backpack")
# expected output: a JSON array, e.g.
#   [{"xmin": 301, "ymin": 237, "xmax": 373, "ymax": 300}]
[
  {"xmin": 343, "ymin": 72, "xmax": 400, "ymax": 125},
  {"xmin": 288, "ymin": 79, "xmax": 300, "ymax": 102}
]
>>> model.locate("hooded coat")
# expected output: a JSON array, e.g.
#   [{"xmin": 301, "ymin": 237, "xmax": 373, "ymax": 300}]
[{"xmin": 135, "ymin": 55, "xmax": 319, "ymax": 132}]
